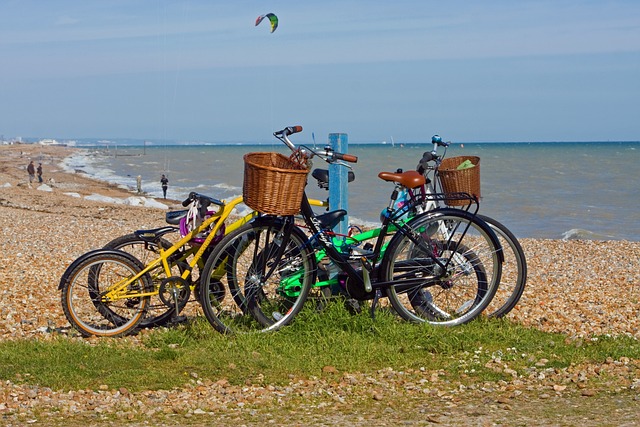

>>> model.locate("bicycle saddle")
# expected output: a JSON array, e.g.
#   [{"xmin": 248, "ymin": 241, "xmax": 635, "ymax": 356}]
[
  {"xmin": 165, "ymin": 210, "xmax": 188, "ymax": 225},
  {"xmin": 312, "ymin": 168, "xmax": 355, "ymax": 188},
  {"xmin": 378, "ymin": 170, "xmax": 426, "ymax": 189},
  {"xmin": 316, "ymin": 209, "xmax": 347, "ymax": 230},
  {"xmin": 134, "ymin": 226, "xmax": 179, "ymax": 242}
]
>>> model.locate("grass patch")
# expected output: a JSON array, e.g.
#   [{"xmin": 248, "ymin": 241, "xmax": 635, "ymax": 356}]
[{"xmin": 1, "ymin": 303, "xmax": 638, "ymax": 392}]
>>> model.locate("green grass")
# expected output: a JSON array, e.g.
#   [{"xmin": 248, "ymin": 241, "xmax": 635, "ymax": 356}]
[{"xmin": 1, "ymin": 302, "xmax": 638, "ymax": 392}]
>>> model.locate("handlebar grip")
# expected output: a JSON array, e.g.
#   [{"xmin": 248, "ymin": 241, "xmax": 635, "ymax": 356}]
[
  {"xmin": 274, "ymin": 125, "xmax": 303, "ymax": 137},
  {"xmin": 182, "ymin": 192, "xmax": 197, "ymax": 207},
  {"xmin": 416, "ymin": 152, "xmax": 436, "ymax": 173},
  {"xmin": 420, "ymin": 152, "xmax": 435, "ymax": 163},
  {"xmin": 336, "ymin": 153, "xmax": 358, "ymax": 163}
]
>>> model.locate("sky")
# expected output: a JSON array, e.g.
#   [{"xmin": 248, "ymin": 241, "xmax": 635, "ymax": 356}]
[{"xmin": 1, "ymin": 0, "xmax": 639, "ymax": 144}]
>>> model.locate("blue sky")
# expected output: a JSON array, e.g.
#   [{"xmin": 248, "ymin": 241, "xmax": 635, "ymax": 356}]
[{"xmin": 1, "ymin": 1, "xmax": 639, "ymax": 143}]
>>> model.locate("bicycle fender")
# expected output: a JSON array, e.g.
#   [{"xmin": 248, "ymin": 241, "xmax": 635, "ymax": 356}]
[
  {"xmin": 58, "ymin": 249, "xmax": 141, "ymax": 290},
  {"xmin": 430, "ymin": 209, "xmax": 505, "ymax": 264},
  {"xmin": 396, "ymin": 208, "xmax": 505, "ymax": 264}
]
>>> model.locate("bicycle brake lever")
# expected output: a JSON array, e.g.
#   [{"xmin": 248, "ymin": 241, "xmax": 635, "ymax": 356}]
[{"xmin": 332, "ymin": 160, "xmax": 353, "ymax": 170}]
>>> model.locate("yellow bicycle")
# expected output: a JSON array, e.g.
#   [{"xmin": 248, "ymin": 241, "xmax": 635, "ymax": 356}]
[{"xmin": 59, "ymin": 192, "xmax": 326, "ymax": 337}]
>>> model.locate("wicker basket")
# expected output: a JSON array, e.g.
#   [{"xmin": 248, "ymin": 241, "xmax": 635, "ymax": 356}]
[
  {"xmin": 437, "ymin": 155, "xmax": 481, "ymax": 206},
  {"xmin": 243, "ymin": 152, "xmax": 309, "ymax": 215}
]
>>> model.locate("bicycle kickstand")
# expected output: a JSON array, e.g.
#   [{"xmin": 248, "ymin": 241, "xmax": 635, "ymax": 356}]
[
  {"xmin": 370, "ymin": 288, "xmax": 382, "ymax": 320},
  {"xmin": 170, "ymin": 288, "xmax": 188, "ymax": 325}
]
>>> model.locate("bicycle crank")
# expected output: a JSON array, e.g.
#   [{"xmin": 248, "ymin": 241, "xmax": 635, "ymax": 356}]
[{"xmin": 159, "ymin": 277, "xmax": 191, "ymax": 309}]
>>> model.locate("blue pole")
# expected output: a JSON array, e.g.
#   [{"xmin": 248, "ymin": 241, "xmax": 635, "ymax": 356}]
[{"xmin": 328, "ymin": 133, "xmax": 348, "ymax": 235}]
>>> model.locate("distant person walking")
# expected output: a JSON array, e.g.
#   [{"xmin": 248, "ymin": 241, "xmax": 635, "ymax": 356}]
[
  {"xmin": 27, "ymin": 160, "xmax": 35, "ymax": 187},
  {"xmin": 160, "ymin": 174, "xmax": 168, "ymax": 199},
  {"xmin": 37, "ymin": 163, "xmax": 43, "ymax": 183}
]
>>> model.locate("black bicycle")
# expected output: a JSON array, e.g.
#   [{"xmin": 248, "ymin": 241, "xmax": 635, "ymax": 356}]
[{"xmin": 196, "ymin": 126, "xmax": 504, "ymax": 334}]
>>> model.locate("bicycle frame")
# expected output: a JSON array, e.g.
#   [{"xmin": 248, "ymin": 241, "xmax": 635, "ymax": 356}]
[
  {"xmin": 282, "ymin": 186, "xmax": 481, "ymax": 301},
  {"xmin": 99, "ymin": 196, "xmax": 243, "ymax": 302},
  {"xmin": 278, "ymin": 225, "xmax": 384, "ymax": 297},
  {"xmin": 277, "ymin": 151, "xmax": 484, "ymax": 300},
  {"xmin": 99, "ymin": 196, "xmax": 328, "ymax": 303}
]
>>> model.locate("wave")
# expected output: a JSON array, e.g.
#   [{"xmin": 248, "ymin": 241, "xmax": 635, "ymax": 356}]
[
  {"xmin": 213, "ymin": 183, "xmax": 242, "ymax": 192},
  {"xmin": 561, "ymin": 228, "xmax": 617, "ymax": 241},
  {"xmin": 348, "ymin": 216, "xmax": 379, "ymax": 229},
  {"xmin": 56, "ymin": 143, "xmax": 640, "ymax": 241},
  {"xmin": 60, "ymin": 150, "xmax": 145, "ymax": 194}
]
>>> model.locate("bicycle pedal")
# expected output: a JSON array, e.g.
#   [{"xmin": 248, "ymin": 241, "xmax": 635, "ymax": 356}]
[{"xmin": 168, "ymin": 315, "xmax": 189, "ymax": 325}]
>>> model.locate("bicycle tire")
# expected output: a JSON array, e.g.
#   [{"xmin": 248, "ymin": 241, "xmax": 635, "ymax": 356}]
[
  {"xmin": 60, "ymin": 250, "xmax": 152, "ymax": 337},
  {"xmin": 477, "ymin": 215, "xmax": 527, "ymax": 318},
  {"xmin": 381, "ymin": 209, "xmax": 502, "ymax": 326},
  {"xmin": 198, "ymin": 216, "xmax": 316, "ymax": 334},
  {"xmin": 103, "ymin": 233, "xmax": 191, "ymax": 328}
]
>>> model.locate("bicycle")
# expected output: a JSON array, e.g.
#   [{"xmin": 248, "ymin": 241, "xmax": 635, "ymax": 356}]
[
  {"xmin": 414, "ymin": 135, "xmax": 527, "ymax": 318},
  {"xmin": 284, "ymin": 141, "xmax": 527, "ymax": 319},
  {"xmin": 58, "ymin": 192, "xmax": 251, "ymax": 337},
  {"xmin": 97, "ymin": 194, "xmax": 258, "ymax": 329},
  {"xmin": 296, "ymin": 139, "xmax": 526, "ymax": 319},
  {"xmin": 59, "ymin": 181, "xmax": 331, "ymax": 336},
  {"xmin": 197, "ymin": 126, "xmax": 504, "ymax": 334}
]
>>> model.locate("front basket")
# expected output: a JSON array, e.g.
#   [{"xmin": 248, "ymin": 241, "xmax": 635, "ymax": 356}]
[
  {"xmin": 437, "ymin": 155, "xmax": 481, "ymax": 206},
  {"xmin": 243, "ymin": 152, "xmax": 309, "ymax": 215}
]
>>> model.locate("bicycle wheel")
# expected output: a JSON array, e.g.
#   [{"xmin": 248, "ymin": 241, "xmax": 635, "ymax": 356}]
[
  {"xmin": 103, "ymin": 233, "xmax": 191, "ymax": 328},
  {"xmin": 477, "ymin": 215, "xmax": 527, "ymax": 318},
  {"xmin": 199, "ymin": 216, "xmax": 316, "ymax": 334},
  {"xmin": 381, "ymin": 209, "xmax": 502, "ymax": 326},
  {"xmin": 60, "ymin": 249, "xmax": 152, "ymax": 337}
]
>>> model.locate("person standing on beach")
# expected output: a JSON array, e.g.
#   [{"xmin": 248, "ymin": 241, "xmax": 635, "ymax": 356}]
[
  {"xmin": 27, "ymin": 160, "xmax": 35, "ymax": 187},
  {"xmin": 37, "ymin": 163, "xmax": 43, "ymax": 183},
  {"xmin": 160, "ymin": 174, "xmax": 168, "ymax": 199}
]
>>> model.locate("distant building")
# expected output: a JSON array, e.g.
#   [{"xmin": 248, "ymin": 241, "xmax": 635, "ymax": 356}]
[{"xmin": 37, "ymin": 139, "xmax": 68, "ymax": 147}]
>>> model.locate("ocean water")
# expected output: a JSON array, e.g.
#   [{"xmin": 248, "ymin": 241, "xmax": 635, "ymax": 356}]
[{"xmin": 61, "ymin": 141, "xmax": 640, "ymax": 241}]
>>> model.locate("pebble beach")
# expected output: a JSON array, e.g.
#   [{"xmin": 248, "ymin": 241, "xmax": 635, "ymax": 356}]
[{"xmin": 0, "ymin": 144, "xmax": 639, "ymax": 425}]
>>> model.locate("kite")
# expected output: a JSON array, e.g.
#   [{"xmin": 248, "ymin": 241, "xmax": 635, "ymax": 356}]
[{"xmin": 255, "ymin": 13, "xmax": 278, "ymax": 33}]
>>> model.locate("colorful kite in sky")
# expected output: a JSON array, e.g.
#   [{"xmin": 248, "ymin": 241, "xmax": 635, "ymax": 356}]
[{"xmin": 255, "ymin": 13, "xmax": 278, "ymax": 33}]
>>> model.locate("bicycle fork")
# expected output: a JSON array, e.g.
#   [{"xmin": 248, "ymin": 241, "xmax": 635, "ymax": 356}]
[{"xmin": 245, "ymin": 217, "xmax": 296, "ymax": 304}]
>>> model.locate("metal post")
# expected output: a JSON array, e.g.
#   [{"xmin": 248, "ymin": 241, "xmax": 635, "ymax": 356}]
[{"xmin": 328, "ymin": 133, "xmax": 348, "ymax": 235}]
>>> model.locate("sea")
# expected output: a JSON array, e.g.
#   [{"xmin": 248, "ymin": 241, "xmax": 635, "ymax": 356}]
[{"xmin": 60, "ymin": 140, "xmax": 640, "ymax": 241}]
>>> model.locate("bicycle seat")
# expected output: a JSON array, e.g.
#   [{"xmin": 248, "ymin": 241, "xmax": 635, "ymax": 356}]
[
  {"xmin": 165, "ymin": 210, "xmax": 188, "ymax": 225},
  {"xmin": 378, "ymin": 170, "xmax": 426, "ymax": 189},
  {"xmin": 312, "ymin": 168, "xmax": 355, "ymax": 188},
  {"xmin": 316, "ymin": 209, "xmax": 347, "ymax": 230},
  {"xmin": 134, "ymin": 226, "xmax": 178, "ymax": 242}
]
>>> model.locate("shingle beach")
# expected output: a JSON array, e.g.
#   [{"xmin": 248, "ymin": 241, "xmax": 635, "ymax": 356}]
[{"xmin": 0, "ymin": 144, "xmax": 638, "ymax": 425}]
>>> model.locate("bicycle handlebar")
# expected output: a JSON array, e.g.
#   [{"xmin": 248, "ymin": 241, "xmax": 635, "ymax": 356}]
[
  {"xmin": 273, "ymin": 126, "xmax": 303, "ymax": 151},
  {"xmin": 182, "ymin": 191, "xmax": 224, "ymax": 208},
  {"xmin": 334, "ymin": 152, "xmax": 358, "ymax": 163},
  {"xmin": 431, "ymin": 134, "xmax": 450, "ymax": 148},
  {"xmin": 274, "ymin": 125, "xmax": 303, "ymax": 137},
  {"xmin": 274, "ymin": 125, "xmax": 358, "ymax": 164},
  {"xmin": 421, "ymin": 152, "xmax": 436, "ymax": 163},
  {"xmin": 416, "ymin": 135, "xmax": 452, "ymax": 173}
]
